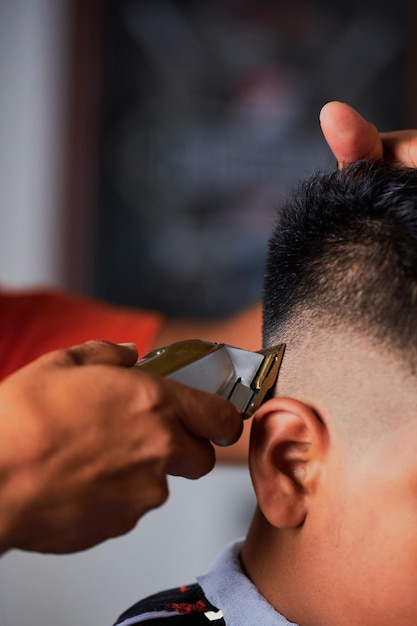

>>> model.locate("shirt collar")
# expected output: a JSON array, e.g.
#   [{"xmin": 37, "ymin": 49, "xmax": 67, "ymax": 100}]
[{"xmin": 197, "ymin": 539, "xmax": 297, "ymax": 626}]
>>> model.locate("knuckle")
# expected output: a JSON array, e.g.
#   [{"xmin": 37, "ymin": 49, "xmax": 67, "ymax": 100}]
[
  {"xmin": 148, "ymin": 480, "xmax": 169, "ymax": 508},
  {"xmin": 134, "ymin": 474, "xmax": 170, "ymax": 515},
  {"xmin": 157, "ymin": 427, "xmax": 182, "ymax": 465},
  {"xmin": 104, "ymin": 517, "xmax": 139, "ymax": 540},
  {"xmin": 78, "ymin": 338, "xmax": 111, "ymax": 357},
  {"xmin": 38, "ymin": 347, "xmax": 74, "ymax": 367},
  {"xmin": 168, "ymin": 442, "xmax": 215, "ymax": 480},
  {"xmin": 190, "ymin": 450, "xmax": 215, "ymax": 479},
  {"xmin": 68, "ymin": 339, "xmax": 114, "ymax": 365},
  {"xmin": 134, "ymin": 373, "xmax": 167, "ymax": 410}
]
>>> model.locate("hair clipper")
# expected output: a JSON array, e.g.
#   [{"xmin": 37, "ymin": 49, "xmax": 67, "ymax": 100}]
[{"xmin": 134, "ymin": 339, "xmax": 285, "ymax": 419}]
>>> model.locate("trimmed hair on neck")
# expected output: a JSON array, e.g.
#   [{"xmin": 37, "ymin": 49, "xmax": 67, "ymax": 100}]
[{"xmin": 262, "ymin": 161, "xmax": 417, "ymax": 360}]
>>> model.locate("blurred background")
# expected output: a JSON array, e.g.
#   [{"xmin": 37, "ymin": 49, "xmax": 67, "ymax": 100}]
[{"xmin": 0, "ymin": 1, "xmax": 414, "ymax": 624}]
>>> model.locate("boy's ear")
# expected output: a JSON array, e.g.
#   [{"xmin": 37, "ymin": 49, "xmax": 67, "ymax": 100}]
[{"xmin": 249, "ymin": 397, "xmax": 328, "ymax": 529}]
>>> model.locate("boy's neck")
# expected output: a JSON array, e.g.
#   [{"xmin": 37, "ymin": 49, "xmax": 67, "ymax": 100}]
[{"xmin": 241, "ymin": 507, "xmax": 320, "ymax": 626}]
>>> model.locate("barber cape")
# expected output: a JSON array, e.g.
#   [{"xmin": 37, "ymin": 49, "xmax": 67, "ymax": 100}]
[{"xmin": 113, "ymin": 540, "xmax": 296, "ymax": 626}]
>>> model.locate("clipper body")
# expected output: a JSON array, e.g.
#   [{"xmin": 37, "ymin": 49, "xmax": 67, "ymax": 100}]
[{"xmin": 135, "ymin": 339, "xmax": 285, "ymax": 419}]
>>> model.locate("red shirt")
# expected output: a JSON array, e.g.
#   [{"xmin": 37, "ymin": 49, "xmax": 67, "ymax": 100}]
[{"xmin": 0, "ymin": 288, "xmax": 163, "ymax": 380}]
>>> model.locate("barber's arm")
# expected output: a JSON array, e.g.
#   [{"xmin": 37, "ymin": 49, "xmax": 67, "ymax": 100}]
[{"xmin": 0, "ymin": 340, "xmax": 242, "ymax": 555}]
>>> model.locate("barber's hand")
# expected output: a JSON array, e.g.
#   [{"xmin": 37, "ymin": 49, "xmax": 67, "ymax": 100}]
[
  {"xmin": 320, "ymin": 100, "xmax": 417, "ymax": 168},
  {"xmin": 0, "ymin": 340, "xmax": 242, "ymax": 554}
]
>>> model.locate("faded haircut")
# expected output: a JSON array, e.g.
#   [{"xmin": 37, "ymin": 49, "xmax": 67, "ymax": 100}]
[{"xmin": 263, "ymin": 161, "xmax": 417, "ymax": 360}]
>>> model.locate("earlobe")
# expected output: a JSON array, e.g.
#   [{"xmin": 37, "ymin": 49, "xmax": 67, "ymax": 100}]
[{"xmin": 250, "ymin": 397, "xmax": 327, "ymax": 529}]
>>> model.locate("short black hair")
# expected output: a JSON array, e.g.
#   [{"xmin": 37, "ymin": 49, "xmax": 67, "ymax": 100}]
[{"xmin": 263, "ymin": 161, "xmax": 417, "ymax": 358}]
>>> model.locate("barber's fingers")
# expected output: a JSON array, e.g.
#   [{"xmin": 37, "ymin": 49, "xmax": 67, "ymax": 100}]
[
  {"xmin": 134, "ymin": 375, "xmax": 243, "ymax": 479},
  {"xmin": 165, "ymin": 432, "xmax": 217, "ymax": 480},
  {"xmin": 161, "ymin": 377, "xmax": 243, "ymax": 448},
  {"xmin": 320, "ymin": 101, "xmax": 383, "ymax": 167},
  {"xmin": 38, "ymin": 341, "xmax": 243, "ymax": 480},
  {"xmin": 41, "ymin": 342, "xmax": 242, "ymax": 450},
  {"xmin": 380, "ymin": 130, "xmax": 417, "ymax": 168},
  {"xmin": 49, "ymin": 339, "xmax": 139, "ymax": 368}
]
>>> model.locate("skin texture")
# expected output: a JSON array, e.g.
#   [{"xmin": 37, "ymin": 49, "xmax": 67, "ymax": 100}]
[
  {"xmin": 241, "ymin": 328, "xmax": 417, "ymax": 626},
  {"xmin": 320, "ymin": 100, "xmax": 417, "ymax": 167},
  {"xmin": 223, "ymin": 100, "xmax": 417, "ymax": 467},
  {"xmin": 0, "ymin": 340, "xmax": 242, "ymax": 554},
  {"xmin": 2, "ymin": 100, "xmax": 416, "ymax": 557},
  {"xmin": 240, "ymin": 156, "xmax": 417, "ymax": 625},
  {"xmin": 0, "ymin": 296, "xmax": 261, "ymax": 554}
]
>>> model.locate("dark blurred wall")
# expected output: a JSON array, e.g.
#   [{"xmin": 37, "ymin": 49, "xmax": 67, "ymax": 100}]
[{"xmin": 94, "ymin": 0, "xmax": 412, "ymax": 318}]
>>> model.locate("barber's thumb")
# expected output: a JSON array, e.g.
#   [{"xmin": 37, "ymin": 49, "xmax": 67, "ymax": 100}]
[
  {"xmin": 64, "ymin": 339, "xmax": 138, "ymax": 367},
  {"xmin": 319, "ymin": 101, "xmax": 382, "ymax": 164}
]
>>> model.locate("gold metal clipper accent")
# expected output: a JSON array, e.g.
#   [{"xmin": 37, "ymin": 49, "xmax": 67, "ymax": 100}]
[{"xmin": 135, "ymin": 339, "xmax": 285, "ymax": 419}]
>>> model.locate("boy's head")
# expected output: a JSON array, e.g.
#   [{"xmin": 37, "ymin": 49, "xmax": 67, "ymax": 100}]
[{"xmin": 241, "ymin": 161, "xmax": 417, "ymax": 626}]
